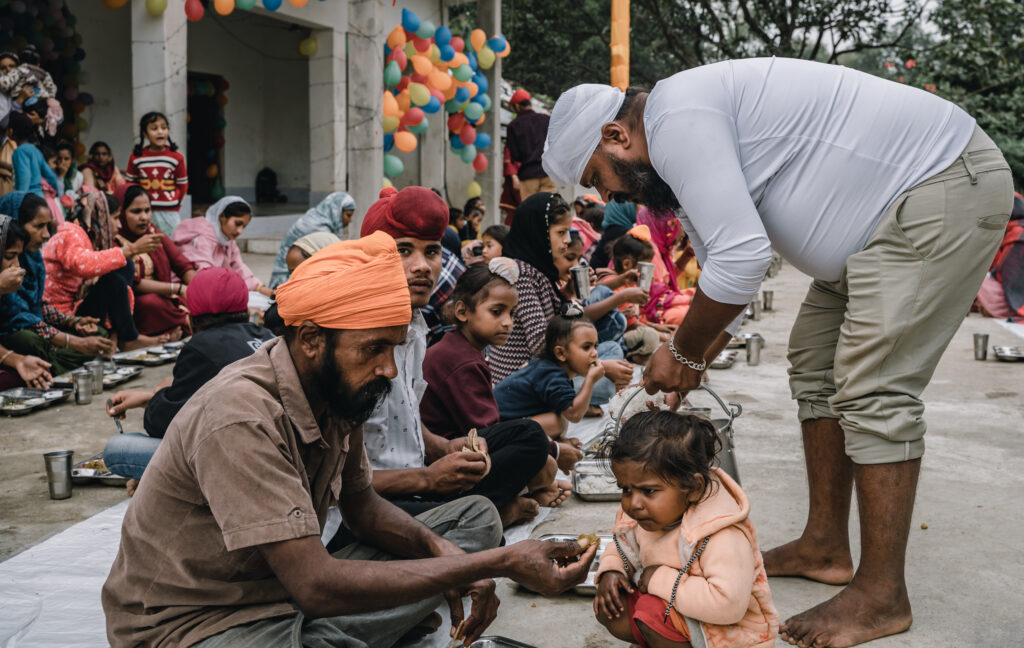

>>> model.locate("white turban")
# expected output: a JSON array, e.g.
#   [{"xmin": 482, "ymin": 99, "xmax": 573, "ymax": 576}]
[{"xmin": 542, "ymin": 84, "xmax": 626, "ymax": 187}]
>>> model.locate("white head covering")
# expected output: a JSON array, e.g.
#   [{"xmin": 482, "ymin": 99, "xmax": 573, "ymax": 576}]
[
  {"xmin": 205, "ymin": 196, "xmax": 251, "ymax": 246},
  {"xmin": 542, "ymin": 84, "xmax": 626, "ymax": 187}
]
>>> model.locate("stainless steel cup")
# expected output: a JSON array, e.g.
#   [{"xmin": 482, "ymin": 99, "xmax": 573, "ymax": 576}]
[
  {"xmin": 750, "ymin": 296, "xmax": 762, "ymax": 321},
  {"xmin": 637, "ymin": 261, "xmax": 655, "ymax": 292},
  {"xmin": 762, "ymin": 290, "xmax": 774, "ymax": 311},
  {"xmin": 85, "ymin": 359, "xmax": 104, "ymax": 394},
  {"xmin": 72, "ymin": 369, "xmax": 93, "ymax": 405},
  {"xmin": 746, "ymin": 334, "xmax": 764, "ymax": 366},
  {"xmin": 570, "ymin": 266, "xmax": 591, "ymax": 300},
  {"xmin": 43, "ymin": 450, "xmax": 74, "ymax": 500},
  {"xmin": 974, "ymin": 333, "xmax": 989, "ymax": 361}
]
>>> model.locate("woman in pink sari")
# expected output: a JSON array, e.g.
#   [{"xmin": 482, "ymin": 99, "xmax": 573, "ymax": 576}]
[{"xmin": 636, "ymin": 205, "xmax": 680, "ymax": 290}]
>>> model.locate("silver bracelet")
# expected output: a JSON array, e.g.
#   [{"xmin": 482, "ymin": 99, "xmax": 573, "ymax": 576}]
[{"xmin": 668, "ymin": 338, "xmax": 706, "ymax": 372}]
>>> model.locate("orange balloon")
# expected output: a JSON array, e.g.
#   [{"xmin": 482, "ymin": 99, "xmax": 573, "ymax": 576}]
[
  {"xmin": 102, "ymin": 0, "xmax": 130, "ymax": 8},
  {"xmin": 290, "ymin": 0, "xmax": 308, "ymax": 5},
  {"xmin": 442, "ymin": 83, "xmax": 457, "ymax": 101},
  {"xmin": 411, "ymin": 55, "xmax": 432, "ymax": 76},
  {"xmin": 382, "ymin": 91, "xmax": 400, "ymax": 117},
  {"xmin": 465, "ymin": 82, "xmax": 478, "ymax": 99},
  {"xmin": 394, "ymin": 130, "xmax": 418, "ymax": 153},
  {"xmin": 214, "ymin": 0, "xmax": 234, "ymax": 15},
  {"xmin": 470, "ymin": 29, "xmax": 486, "ymax": 52},
  {"xmin": 429, "ymin": 69, "xmax": 452, "ymax": 91},
  {"xmin": 475, "ymin": 112, "xmax": 486, "ymax": 126},
  {"xmin": 497, "ymin": 41, "xmax": 511, "ymax": 58},
  {"xmin": 450, "ymin": 52, "xmax": 469, "ymax": 68},
  {"xmin": 387, "ymin": 26, "xmax": 406, "ymax": 50},
  {"xmin": 396, "ymin": 89, "xmax": 411, "ymax": 112}
]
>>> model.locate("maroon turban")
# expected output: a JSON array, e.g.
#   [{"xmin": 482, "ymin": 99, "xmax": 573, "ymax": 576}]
[
  {"xmin": 186, "ymin": 268, "xmax": 249, "ymax": 316},
  {"xmin": 359, "ymin": 186, "xmax": 448, "ymax": 242}
]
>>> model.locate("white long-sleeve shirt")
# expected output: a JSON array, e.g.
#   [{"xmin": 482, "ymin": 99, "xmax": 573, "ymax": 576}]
[{"xmin": 645, "ymin": 57, "xmax": 976, "ymax": 304}]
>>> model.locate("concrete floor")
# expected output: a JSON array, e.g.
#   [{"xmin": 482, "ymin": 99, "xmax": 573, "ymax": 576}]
[{"xmin": 1, "ymin": 252, "xmax": 1022, "ymax": 647}]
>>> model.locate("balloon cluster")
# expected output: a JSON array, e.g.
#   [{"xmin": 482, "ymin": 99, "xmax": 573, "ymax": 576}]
[
  {"xmin": 380, "ymin": 7, "xmax": 509, "ymax": 197},
  {"xmin": 115, "ymin": 0, "xmax": 327, "ymax": 19},
  {"xmin": 186, "ymin": 77, "xmax": 230, "ymax": 200},
  {"xmin": 0, "ymin": 0, "xmax": 91, "ymax": 157}
]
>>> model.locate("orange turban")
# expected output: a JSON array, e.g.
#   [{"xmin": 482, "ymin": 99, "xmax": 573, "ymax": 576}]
[
  {"xmin": 360, "ymin": 186, "xmax": 449, "ymax": 241},
  {"xmin": 627, "ymin": 224, "xmax": 652, "ymax": 242},
  {"xmin": 275, "ymin": 231, "xmax": 411, "ymax": 329}
]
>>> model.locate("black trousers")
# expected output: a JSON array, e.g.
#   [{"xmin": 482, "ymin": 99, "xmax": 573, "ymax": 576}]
[
  {"xmin": 75, "ymin": 259, "xmax": 140, "ymax": 343},
  {"xmin": 327, "ymin": 418, "xmax": 549, "ymax": 552}
]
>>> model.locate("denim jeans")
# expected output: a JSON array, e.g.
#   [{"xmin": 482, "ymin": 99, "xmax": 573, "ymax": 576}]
[
  {"xmin": 104, "ymin": 433, "xmax": 161, "ymax": 480},
  {"xmin": 574, "ymin": 340, "xmax": 624, "ymax": 406},
  {"xmin": 584, "ymin": 285, "xmax": 627, "ymax": 344}
]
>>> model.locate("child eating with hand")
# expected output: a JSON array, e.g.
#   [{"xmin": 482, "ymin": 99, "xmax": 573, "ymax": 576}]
[{"xmin": 594, "ymin": 410, "xmax": 778, "ymax": 648}]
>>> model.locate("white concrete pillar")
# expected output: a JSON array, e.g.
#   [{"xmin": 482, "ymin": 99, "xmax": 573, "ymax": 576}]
[
  {"xmin": 130, "ymin": 2, "xmax": 188, "ymax": 159},
  {"xmin": 417, "ymin": 6, "xmax": 448, "ymax": 195},
  {"xmin": 347, "ymin": 0, "xmax": 384, "ymax": 234},
  {"xmin": 309, "ymin": 27, "xmax": 347, "ymax": 210},
  {"xmin": 476, "ymin": 0, "xmax": 502, "ymax": 227}
]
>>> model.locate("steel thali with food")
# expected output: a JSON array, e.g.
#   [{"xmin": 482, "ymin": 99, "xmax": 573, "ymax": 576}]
[
  {"xmin": 1, "ymin": 387, "xmax": 72, "ymax": 416},
  {"xmin": 71, "ymin": 452, "xmax": 129, "ymax": 486}
]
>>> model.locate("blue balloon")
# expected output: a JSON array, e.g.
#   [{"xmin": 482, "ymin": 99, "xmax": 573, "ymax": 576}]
[
  {"xmin": 467, "ymin": 52, "xmax": 478, "ymax": 71},
  {"xmin": 454, "ymin": 87, "xmax": 470, "ymax": 103},
  {"xmin": 472, "ymin": 72, "xmax": 488, "ymax": 94},
  {"xmin": 487, "ymin": 35, "xmax": 507, "ymax": 53},
  {"xmin": 263, "ymin": 0, "xmax": 282, "ymax": 10},
  {"xmin": 422, "ymin": 96, "xmax": 442, "ymax": 114},
  {"xmin": 384, "ymin": 44, "xmax": 391, "ymax": 58},
  {"xmin": 401, "ymin": 8, "xmax": 420, "ymax": 33},
  {"xmin": 450, "ymin": 134, "xmax": 465, "ymax": 150},
  {"xmin": 439, "ymin": 44, "xmax": 455, "ymax": 61},
  {"xmin": 434, "ymin": 25, "xmax": 452, "ymax": 46},
  {"xmin": 474, "ymin": 132, "xmax": 491, "ymax": 149},
  {"xmin": 471, "ymin": 94, "xmax": 486, "ymax": 106},
  {"xmin": 383, "ymin": 133, "xmax": 394, "ymax": 152}
]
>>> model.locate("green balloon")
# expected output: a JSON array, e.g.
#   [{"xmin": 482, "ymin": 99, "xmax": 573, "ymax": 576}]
[
  {"xmin": 383, "ymin": 153, "xmax": 404, "ymax": 177},
  {"xmin": 236, "ymin": 0, "xmax": 257, "ymax": 8},
  {"xmin": 444, "ymin": 98, "xmax": 462, "ymax": 113},
  {"xmin": 384, "ymin": 60, "xmax": 402, "ymax": 88},
  {"xmin": 416, "ymin": 20, "xmax": 435, "ymax": 39},
  {"xmin": 453, "ymin": 64, "xmax": 473, "ymax": 82},
  {"xmin": 460, "ymin": 144, "xmax": 477, "ymax": 164},
  {"xmin": 408, "ymin": 120, "xmax": 429, "ymax": 134},
  {"xmin": 463, "ymin": 102, "xmax": 483, "ymax": 121},
  {"xmin": 480, "ymin": 94, "xmax": 492, "ymax": 112}
]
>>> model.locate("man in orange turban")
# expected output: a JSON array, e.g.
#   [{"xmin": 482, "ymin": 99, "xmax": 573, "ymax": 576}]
[
  {"xmin": 346, "ymin": 187, "xmax": 556, "ymax": 539},
  {"xmin": 102, "ymin": 226, "xmax": 598, "ymax": 648}
]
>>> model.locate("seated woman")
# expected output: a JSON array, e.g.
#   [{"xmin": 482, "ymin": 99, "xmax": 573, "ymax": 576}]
[
  {"xmin": 268, "ymin": 192, "xmax": 356, "ymax": 288},
  {"xmin": 79, "ymin": 141, "xmax": 125, "ymax": 193},
  {"xmin": 172, "ymin": 196, "xmax": 275, "ymax": 310},
  {"xmin": 43, "ymin": 191, "xmax": 165, "ymax": 351},
  {"xmin": 282, "ymin": 231, "xmax": 341, "ymax": 277},
  {"xmin": 113, "ymin": 184, "xmax": 196, "ymax": 337},
  {"xmin": 0, "ymin": 192, "xmax": 114, "ymax": 375},
  {"xmin": 0, "ymin": 214, "xmax": 53, "ymax": 389},
  {"xmin": 104, "ymin": 268, "xmax": 275, "ymax": 494},
  {"xmin": 977, "ymin": 192, "xmax": 1024, "ymax": 322}
]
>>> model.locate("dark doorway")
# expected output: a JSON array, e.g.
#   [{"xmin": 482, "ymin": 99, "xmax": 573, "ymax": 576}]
[{"xmin": 186, "ymin": 73, "xmax": 228, "ymax": 206}]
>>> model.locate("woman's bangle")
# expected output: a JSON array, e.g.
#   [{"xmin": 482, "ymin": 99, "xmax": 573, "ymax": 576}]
[
  {"xmin": 65, "ymin": 332, "xmax": 71, "ymax": 348},
  {"xmin": 0, "ymin": 349, "xmax": 14, "ymax": 366},
  {"xmin": 170, "ymin": 282, "xmax": 178, "ymax": 296}
]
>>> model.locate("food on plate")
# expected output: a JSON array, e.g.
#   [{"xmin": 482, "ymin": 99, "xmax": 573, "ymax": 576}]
[{"xmin": 576, "ymin": 533, "xmax": 599, "ymax": 549}]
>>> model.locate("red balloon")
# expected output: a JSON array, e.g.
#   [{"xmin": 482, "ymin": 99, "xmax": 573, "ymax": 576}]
[
  {"xmin": 459, "ymin": 125, "xmax": 476, "ymax": 145},
  {"xmin": 404, "ymin": 29, "xmax": 416, "ymax": 40},
  {"xmin": 411, "ymin": 73, "xmax": 428, "ymax": 84},
  {"xmin": 472, "ymin": 153, "xmax": 488, "ymax": 173},
  {"xmin": 429, "ymin": 88, "xmax": 445, "ymax": 102},
  {"xmin": 450, "ymin": 36, "xmax": 465, "ymax": 52},
  {"xmin": 185, "ymin": 0, "xmax": 204, "ymax": 21},
  {"xmin": 396, "ymin": 76, "xmax": 410, "ymax": 92},
  {"xmin": 389, "ymin": 48, "xmax": 408, "ymax": 71},
  {"xmin": 402, "ymin": 107, "xmax": 425, "ymax": 127},
  {"xmin": 413, "ymin": 37, "xmax": 431, "ymax": 53},
  {"xmin": 447, "ymin": 113, "xmax": 466, "ymax": 133}
]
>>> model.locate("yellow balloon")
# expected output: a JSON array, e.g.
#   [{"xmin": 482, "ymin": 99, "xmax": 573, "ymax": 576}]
[
  {"xmin": 387, "ymin": 26, "xmax": 406, "ymax": 50},
  {"xmin": 470, "ymin": 29, "xmax": 486, "ymax": 52},
  {"xmin": 395, "ymin": 131, "xmax": 418, "ymax": 153},
  {"xmin": 145, "ymin": 0, "xmax": 167, "ymax": 16},
  {"xmin": 477, "ymin": 46, "xmax": 495, "ymax": 70},
  {"xmin": 404, "ymin": 42, "xmax": 417, "ymax": 59},
  {"xmin": 467, "ymin": 181, "xmax": 482, "ymax": 198},
  {"xmin": 411, "ymin": 55, "xmax": 432, "ymax": 76},
  {"xmin": 214, "ymin": 0, "xmax": 234, "ymax": 15},
  {"xmin": 382, "ymin": 177, "xmax": 394, "ymax": 189},
  {"xmin": 408, "ymin": 83, "xmax": 430, "ymax": 107},
  {"xmin": 382, "ymin": 115, "xmax": 399, "ymax": 133},
  {"xmin": 299, "ymin": 37, "xmax": 318, "ymax": 57},
  {"xmin": 382, "ymin": 91, "xmax": 400, "ymax": 117},
  {"xmin": 429, "ymin": 44, "xmax": 441, "ymax": 63}
]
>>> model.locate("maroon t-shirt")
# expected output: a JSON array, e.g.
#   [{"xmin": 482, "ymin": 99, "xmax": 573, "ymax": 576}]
[{"xmin": 420, "ymin": 331, "xmax": 500, "ymax": 438}]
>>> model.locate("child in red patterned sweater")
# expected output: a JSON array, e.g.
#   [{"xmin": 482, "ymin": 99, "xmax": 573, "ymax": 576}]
[{"xmin": 124, "ymin": 112, "xmax": 187, "ymax": 236}]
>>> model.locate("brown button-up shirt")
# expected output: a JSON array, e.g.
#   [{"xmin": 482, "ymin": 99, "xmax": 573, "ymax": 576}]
[{"xmin": 102, "ymin": 337, "xmax": 373, "ymax": 647}]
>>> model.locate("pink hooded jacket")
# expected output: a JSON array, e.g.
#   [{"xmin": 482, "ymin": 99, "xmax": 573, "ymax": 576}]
[
  {"xmin": 597, "ymin": 468, "xmax": 779, "ymax": 648},
  {"xmin": 172, "ymin": 217, "xmax": 260, "ymax": 291}
]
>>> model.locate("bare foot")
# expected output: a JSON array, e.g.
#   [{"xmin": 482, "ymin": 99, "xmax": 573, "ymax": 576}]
[
  {"xmin": 531, "ymin": 479, "xmax": 572, "ymax": 507},
  {"xmin": 125, "ymin": 478, "xmax": 139, "ymax": 497},
  {"xmin": 499, "ymin": 497, "xmax": 539, "ymax": 527},
  {"xmin": 584, "ymin": 404, "xmax": 604, "ymax": 418},
  {"xmin": 763, "ymin": 537, "xmax": 854, "ymax": 585},
  {"xmin": 780, "ymin": 580, "xmax": 912, "ymax": 647},
  {"xmin": 121, "ymin": 334, "xmax": 165, "ymax": 351}
]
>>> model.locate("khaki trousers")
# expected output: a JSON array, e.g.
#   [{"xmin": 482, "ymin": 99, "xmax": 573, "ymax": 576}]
[
  {"xmin": 788, "ymin": 127, "xmax": 1014, "ymax": 464},
  {"xmin": 519, "ymin": 176, "xmax": 557, "ymax": 199}
]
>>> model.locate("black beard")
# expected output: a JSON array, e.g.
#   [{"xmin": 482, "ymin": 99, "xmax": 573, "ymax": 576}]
[
  {"xmin": 318, "ymin": 346, "xmax": 392, "ymax": 427},
  {"xmin": 607, "ymin": 155, "xmax": 681, "ymax": 212}
]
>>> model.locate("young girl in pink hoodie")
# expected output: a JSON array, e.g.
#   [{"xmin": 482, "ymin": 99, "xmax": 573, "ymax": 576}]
[{"xmin": 594, "ymin": 410, "xmax": 778, "ymax": 648}]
